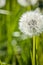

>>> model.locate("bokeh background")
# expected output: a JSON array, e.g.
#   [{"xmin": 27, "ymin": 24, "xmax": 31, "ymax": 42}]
[{"xmin": 0, "ymin": 0, "xmax": 43, "ymax": 65}]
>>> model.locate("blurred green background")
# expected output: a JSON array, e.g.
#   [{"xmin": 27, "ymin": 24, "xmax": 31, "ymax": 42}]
[{"xmin": 0, "ymin": 0, "xmax": 43, "ymax": 65}]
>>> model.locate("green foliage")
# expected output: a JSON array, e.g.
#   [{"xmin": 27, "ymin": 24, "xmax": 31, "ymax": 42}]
[{"xmin": 0, "ymin": 0, "xmax": 43, "ymax": 65}]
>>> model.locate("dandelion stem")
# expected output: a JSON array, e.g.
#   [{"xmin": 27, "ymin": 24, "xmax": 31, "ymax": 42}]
[
  {"xmin": 32, "ymin": 36, "xmax": 36, "ymax": 65},
  {"xmin": 36, "ymin": 36, "xmax": 40, "ymax": 65}
]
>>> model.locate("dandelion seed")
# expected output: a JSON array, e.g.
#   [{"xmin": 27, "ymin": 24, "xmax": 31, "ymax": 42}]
[
  {"xmin": 19, "ymin": 11, "xmax": 43, "ymax": 37},
  {"xmin": 20, "ymin": 34, "xmax": 28, "ymax": 40},
  {"xmin": 11, "ymin": 40, "xmax": 17, "ymax": 46},
  {"xmin": 14, "ymin": 45, "xmax": 22, "ymax": 55},
  {"xmin": 16, "ymin": 46, "xmax": 22, "ymax": 54},
  {"xmin": 0, "ymin": 9, "xmax": 10, "ymax": 15},
  {"xmin": 12, "ymin": 32, "xmax": 20, "ymax": 37}
]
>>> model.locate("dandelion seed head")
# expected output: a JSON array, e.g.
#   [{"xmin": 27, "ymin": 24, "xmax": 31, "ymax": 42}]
[
  {"xmin": 17, "ymin": 0, "xmax": 30, "ymax": 7},
  {"xmin": 17, "ymin": 0, "xmax": 38, "ymax": 7},
  {"xmin": 34, "ymin": 8, "xmax": 41, "ymax": 13},
  {"xmin": 30, "ymin": 0, "xmax": 38, "ymax": 5},
  {"xmin": 0, "ymin": 0, "xmax": 6, "ymax": 8},
  {"xmin": 19, "ymin": 11, "xmax": 43, "ymax": 37}
]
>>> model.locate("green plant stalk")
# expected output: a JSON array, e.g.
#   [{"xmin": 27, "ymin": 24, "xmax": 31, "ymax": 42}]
[
  {"xmin": 32, "ymin": 36, "xmax": 36, "ymax": 65},
  {"xmin": 0, "ymin": 26, "xmax": 1, "ymax": 41},
  {"xmin": 0, "ymin": 15, "xmax": 2, "ymax": 42},
  {"xmin": 36, "ymin": 36, "xmax": 40, "ymax": 65},
  {"xmin": 5, "ymin": 0, "xmax": 12, "ymax": 63}
]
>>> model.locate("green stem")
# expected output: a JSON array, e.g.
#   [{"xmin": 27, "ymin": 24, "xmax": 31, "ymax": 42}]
[
  {"xmin": 36, "ymin": 36, "xmax": 40, "ymax": 65},
  {"xmin": 32, "ymin": 36, "xmax": 36, "ymax": 65}
]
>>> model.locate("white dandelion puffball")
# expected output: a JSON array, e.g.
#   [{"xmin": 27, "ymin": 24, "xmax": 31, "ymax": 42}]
[
  {"xmin": 17, "ymin": 0, "xmax": 38, "ymax": 7},
  {"xmin": 19, "ymin": 11, "xmax": 43, "ymax": 37},
  {"xmin": 17, "ymin": 0, "xmax": 30, "ymax": 7},
  {"xmin": 34, "ymin": 8, "xmax": 41, "ymax": 13},
  {"xmin": 0, "ymin": 0, "xmax": 6, "ymax": 8},
  {"xmin": 30, "ymin": 0, "xmax": 38, "ymax": 5}
]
